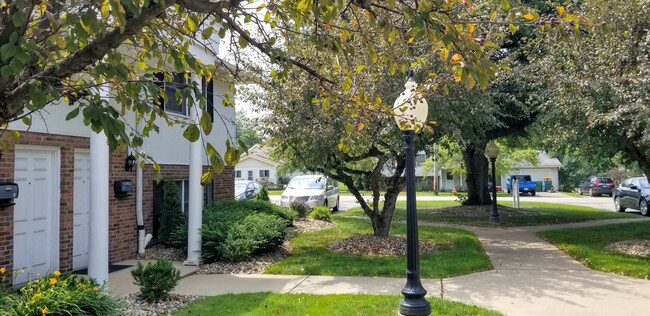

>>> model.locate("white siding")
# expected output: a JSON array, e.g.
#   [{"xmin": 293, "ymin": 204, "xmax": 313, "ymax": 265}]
[{"xmin": 235, "ymin": 158, "xmax": 278, "ymax": 183}]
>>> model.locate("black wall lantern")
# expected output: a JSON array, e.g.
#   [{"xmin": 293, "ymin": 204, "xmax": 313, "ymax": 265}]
[{"xmin": 125, "ymin": 153, "xmax": 136, "ymax": 171}]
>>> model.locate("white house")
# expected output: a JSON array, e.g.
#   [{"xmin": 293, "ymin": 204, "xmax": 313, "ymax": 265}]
[
  {"xmin": 1, "ymin": 35, "xmax": 235, "ymax": 286},
  {"xmin": 501, "ymin": 151, "xmax": 563, "ymax": 192},
  {"xmin": 235, "ymin": 144, "xmax": 283, "ymax": 184}
]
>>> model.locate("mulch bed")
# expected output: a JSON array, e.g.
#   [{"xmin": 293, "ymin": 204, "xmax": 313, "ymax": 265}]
[
  {"xmin": 424, "ymin": 205, "xmax": 539, "ymax": 217},
  {"xmin": 327, "ymin": 234, "xmax": 438, "ymax": 257},
  {"xmin": 605, "ymin": 240, "xmax": 650, "ymax": 258}
]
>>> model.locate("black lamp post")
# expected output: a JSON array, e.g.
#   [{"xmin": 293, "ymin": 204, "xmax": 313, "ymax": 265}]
[
  {"xmin": 485, "ymin": 141, "xmax": 500, "ymax": 223},
  {"xmin": 393, "ymin": 71, "xmax": 431, "ymax": 316}
]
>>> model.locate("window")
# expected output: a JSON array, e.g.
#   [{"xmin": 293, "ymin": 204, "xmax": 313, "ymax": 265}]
[
  {"xmin": 201, "ymin": 76, "xmax": 215, "ymax": 122},
  {"xmin": 156, "ymin": 73, "xmax": 188, "ymax": 116},
  {"xmin": 236, "ymin": 170, "xmax": 242, "ymax": 178},
  {"xmin": 247, "ymin": 170, "xmax": 253, "ymax": 181},
  {"xmin": 176, "ymin": 180, "xmax": 190, "ymax": 213},
  {"xmin": 446, "ymin": 172, "xmax": 453, "ymax": 180},
  {"xmin": 259, "ymin": 170, "xmax": 269, "ymax": 178}
]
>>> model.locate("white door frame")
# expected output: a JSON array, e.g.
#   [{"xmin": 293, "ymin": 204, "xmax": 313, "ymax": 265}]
[{"xmin": 13, "ymin": 145, "xmax": 61, "ymax": 284}]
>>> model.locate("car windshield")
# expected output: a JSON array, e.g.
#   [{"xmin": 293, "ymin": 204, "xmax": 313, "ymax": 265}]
[
  {"xmin": 287, "ymin": 177, "xmax": 325, "ymax": 189},
  {"xmin": 234, "ymin": 183, "xmax": 248, "ymax": 194},
  {"xmin": 640, "ymin": 179, "xmax": 650, "ymax": 189},
  {"xmin": 596, "ymin": 177, "xmax": 613, "ymax": 183},
  {"xmin": 511, "ymin": 175, "xmax": 531, "ymax": 181}
]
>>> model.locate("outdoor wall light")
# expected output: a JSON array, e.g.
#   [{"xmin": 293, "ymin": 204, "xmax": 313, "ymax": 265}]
[{"xmin": 125, "ymin": 153, "xmax": 136, "ymax": 172}]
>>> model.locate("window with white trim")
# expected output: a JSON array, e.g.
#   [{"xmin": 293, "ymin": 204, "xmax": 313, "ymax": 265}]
[
  {"xmin": 156, "ymin": 73, "xmax": 188, "ymax": 116},
  {"xmin": 259, "ymin": 170, "xmax": 269, "ymax": 178},
  {"xmin": 236, "ymin": 170, "xmax": 242, "ymax": 178}
]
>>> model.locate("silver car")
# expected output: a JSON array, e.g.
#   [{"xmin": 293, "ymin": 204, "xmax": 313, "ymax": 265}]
[
  {"xmin": 280, "ymin": 175, "xmax": 340, "ymax": 211},
  {"xmin": 235, "ymin": 180, "xmax": 262, "ymax": 200}
]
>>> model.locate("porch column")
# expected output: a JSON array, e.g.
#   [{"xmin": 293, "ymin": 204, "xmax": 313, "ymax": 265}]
[
  {"xmin": 88, "ymin": 88, "xmax": 110, "ymax": 285},
  {"xmin": 185, "ymin": 86, "xmax": 203, "ymax": 265}
]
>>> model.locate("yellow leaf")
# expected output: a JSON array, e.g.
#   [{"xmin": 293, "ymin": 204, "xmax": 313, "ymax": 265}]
[
  {"xmin": 450, "ymin": 53, "xmax": 463, "ymax": 65},
  {"xmin": 56, "ymin": 37, "xmax": 66, "ymax": 49},
  {"xmin": 523, "ymin": 13, "xmax": 535, "ymax": 21},
  {"xmin": 558, "ymin": 6, "xmax": 566, "ymax": 15},
  {"xmin": 407, "ymin": 37, "xmax": 414, "ymax": 44},
  {"xmin": 468, "ymin": 76, "xmax": 476, "ymax": 89},
  {"xmin": 440, "ymin": 47, "xmax": 449, "ymax": 61},
  {"xmin": 356, "ymin": 65, "xmax": 366, "ymax": 73},
  {"xmin": 467, "ymin": 24, "xmax": 475, "ymax": 34},
  {"xmin": 357, "ymin": 122, "xmax": 365, "ymax": 130},
  {"xmin": 101, "ymin": 0, "xmax": 110, "ymax": 19}
]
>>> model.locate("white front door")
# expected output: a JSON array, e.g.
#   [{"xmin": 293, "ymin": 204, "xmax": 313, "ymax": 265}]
[
  {"xmin": 73, "ymin": 150, "xmax": 91, "ymax": 270},
  {"xmin": 13, "ymin": 147, "xmax": 59, "ymax": 285}
]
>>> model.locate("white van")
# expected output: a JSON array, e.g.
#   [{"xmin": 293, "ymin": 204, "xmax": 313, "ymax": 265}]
[{"xmin": 280, "ymin": 175, "xmax": 340, "ymax": 211}]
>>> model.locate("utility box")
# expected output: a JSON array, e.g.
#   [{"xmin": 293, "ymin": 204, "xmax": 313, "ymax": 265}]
[
  {"xmin": 544, "ymin": 180, "xmax": 553, "ymax": 191},
  {"xmin": 0, "ymin": 182, "xmax": 19, "ymax": 207},
  {"xmin": 114, "ymin": 180, "xmax": 134, "ymax": 197}
]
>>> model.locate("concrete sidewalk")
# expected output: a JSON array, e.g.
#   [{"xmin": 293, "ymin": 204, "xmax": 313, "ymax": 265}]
[{"xmin": 109, "ymin": 218, "xmax": 650, "ymax": 315}]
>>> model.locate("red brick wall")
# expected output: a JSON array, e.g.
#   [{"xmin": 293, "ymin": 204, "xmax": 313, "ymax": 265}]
[{"xmin": 0, "ymin": 130, "xmax": 235, "ymax": 284}]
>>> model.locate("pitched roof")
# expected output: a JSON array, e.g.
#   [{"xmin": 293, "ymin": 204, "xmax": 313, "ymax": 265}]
[
  {"xmin": 238, "ymin": 144, "xmax": 283, "ymax": 167},
  {"xmin": 515, "ymin": 151, "xmax": 563, "ymax": 168}
]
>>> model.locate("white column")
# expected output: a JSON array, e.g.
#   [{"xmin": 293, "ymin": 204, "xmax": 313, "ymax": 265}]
[
  {"xmin": 135, "ymin": 119, "xmax": 147, "ymax": 254},
  {"xmin": 185, "ymin": 89, "xmax": 204, "ymax": 265},
  {"xmin": 88, "ymin": 127, "xmax": 110, "ymax": 285}
]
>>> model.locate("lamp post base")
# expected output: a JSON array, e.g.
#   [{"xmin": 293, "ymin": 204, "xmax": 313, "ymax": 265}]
[{"xmin": 399, "ymin": 298, "xmax": 431, "ymax": 316}]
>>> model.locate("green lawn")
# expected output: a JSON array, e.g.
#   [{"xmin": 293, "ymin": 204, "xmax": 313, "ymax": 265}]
[
  {"xmin": 174, "ymin": 293, "xmax": 502, "ymax": 316},
  {"xmin": 265, "ymin": 216, "xmax": 492, "ymax": 278},
  {"xmin": 538, "ymin": 221, "xmax": 650, "ymax": 279},
  {"xmin": 340, "ymin": 201, "xmax": 635, "ymax": 227}
]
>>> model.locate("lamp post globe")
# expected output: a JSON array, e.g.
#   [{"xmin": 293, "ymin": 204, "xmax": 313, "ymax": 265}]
[
  {"xmin": 393, "ymin": 71, "xmax": 431, "ymax": 316},
  {"xmin": 485, "ymin": 141, "xmax": 500, "ymax": 223}
]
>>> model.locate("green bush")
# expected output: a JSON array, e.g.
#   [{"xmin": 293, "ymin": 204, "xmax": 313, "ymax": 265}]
[
  {"xmin": 207, "ymin": 213, "xmax": 288, "ymax": 262},
  {"xmin": 309, "ymin": 206, "xmax": 331, "ymax": 221},
  {"xmin": 290, "ymin": 200, "xmax": 310, "ymax": 218},
  {"xmin": 131, "ymin": 259, "xmax": 182, "ymax": 302},
  {"xmin": 3, "ymin": 271, "xmax": 120, "ymax": 315},
  {"xmin": 201, "ymin": 200, "xmax": 292, "ymax": 263},
  {"xmin": 159, "ymin": 180, "xmax": 186, "ymax": 246},
  {"xmin": 256, "ymin": 186, "xmax": 270, "ymax": 201}
]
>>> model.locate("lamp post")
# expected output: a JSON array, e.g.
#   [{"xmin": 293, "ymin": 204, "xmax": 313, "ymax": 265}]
[
  {"xmin": 393, "ymin": 71, "xmax": 431, "ymax": 316},
  {"xmin": 485, "ymin": 141, "xmax": 500, "ymax": 223}
]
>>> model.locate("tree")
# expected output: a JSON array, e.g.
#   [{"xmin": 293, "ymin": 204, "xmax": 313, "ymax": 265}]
[
  {"xmin": 0, "ymin": 0, "xmax": 581, "ymax": 179},
  {"xmin": 538, "ymin": 0, "xmax": 650, "ymax": 182},
  {"xmin": 235, "ymin": 111, "xmax": 264, "ymax": 151}
]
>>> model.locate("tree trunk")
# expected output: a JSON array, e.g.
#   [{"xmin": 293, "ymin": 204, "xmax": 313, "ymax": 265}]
[
  {"xmin": 462, "ymin": 142, "xmax": 491, "ymax": 205},
  {"xmin": 371, "ymin": 188, "xmax": 399, "ymax": 236}
]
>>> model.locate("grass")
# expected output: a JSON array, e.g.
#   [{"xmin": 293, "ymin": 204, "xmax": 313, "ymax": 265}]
[
  {"xmin": 340, "ymin": 201, "xmax": 636, "ymax": 227},
  {"xmin": 538, "ymin": 221, "xmax": 650, "ymax": 279},
  {"xmin": 265, "ymin": 216, "xmax": 492, "ymax": 278},
  {"xmin": 174, "ymin": 292, "xmax": 502, "ymax": 316}
]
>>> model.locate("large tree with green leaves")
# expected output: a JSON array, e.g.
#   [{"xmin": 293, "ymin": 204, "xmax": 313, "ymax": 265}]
[{"xmin": 539, "ymin": 0, "xmax": 650, "ymax": 181}]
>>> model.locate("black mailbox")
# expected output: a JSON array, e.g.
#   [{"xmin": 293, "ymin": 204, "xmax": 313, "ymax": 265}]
[
  {"xmin": 0, "ymin": 182, "xmax": 19, "ymax": 207},
  {"xmin": 114, "ymin": 180, "xmax": 134, "ymax": 197}
]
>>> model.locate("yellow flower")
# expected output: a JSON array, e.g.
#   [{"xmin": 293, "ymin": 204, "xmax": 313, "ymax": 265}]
[
  {"xmin": 92, "ymin": 287, "xmax": 98, "ymax": 292},
  {"xmin": 40, "ymin": 306, "xmax": 48, "ymax": 315},
  {"xmin": 53, "ymin": 271, "xmax": 60, "ymax": 277},
  {"xmin": 34, "ymin": 293, "xmax": 42, "ymax": 300},
  {"xmin": 0, "ymin": 267, "xmax": 5, "ymax": 274},
  {"xmin": 48, "ymin": 278, "xmax": 57, "ymax": 285}
]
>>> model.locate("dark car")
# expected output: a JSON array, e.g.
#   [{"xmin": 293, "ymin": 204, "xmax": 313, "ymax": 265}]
[
  {"xmin": 612, "ymin": 176, "xmax": 650, "ymax": 216},
  {"xmin": 235, "ymin": 180, "xmax": 262, "ymax": 200},
  {"xmin": 577, "ymin": 176, "xmax": 615, "ymax": 196}
]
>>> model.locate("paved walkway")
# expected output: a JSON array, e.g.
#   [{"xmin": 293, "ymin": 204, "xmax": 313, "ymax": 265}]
[{"xmin": 109, "ymin": 218, "xmax": 650, "ymax": 315}]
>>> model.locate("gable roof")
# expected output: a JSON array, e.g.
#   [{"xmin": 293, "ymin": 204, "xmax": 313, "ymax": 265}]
[
  {"xmin": 515, "ymin": 151, "xmax": 563, "ymax": 168},
  {"xmin": 238, "ymin": 144, "xmax": 283, "ymax": 167}
]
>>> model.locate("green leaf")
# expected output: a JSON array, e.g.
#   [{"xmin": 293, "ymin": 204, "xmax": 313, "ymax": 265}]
[
  {"xmin": 21, "ymin": 117, "xmax": 31, "ymax": 126},
  {"xmin": 501, "ymin": 0, "xmax": 511, "ymax": 10},
  {"xmin": 200, "ymin": 112, "xmax": 213, "ymax": 135},
  {"xmin": 183, "ymin": 124, "xmax": 200, "ymax": 142},
  {"xmin": 12, "ymin": 10, "xmax": 27, "ymax": 27},
  {"xmin": 66, "ymin": 107, "xmax": 81, "ymax": 120}
]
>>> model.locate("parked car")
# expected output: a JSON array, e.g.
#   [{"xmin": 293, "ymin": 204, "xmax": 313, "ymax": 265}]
[
  {"xmin": 577, "ymin": 176, "xmax": 615, "ymax": 196},
  {"xmin": 507, "ymin": 175, "xmax": 536, "ymax": 196},
  {"xmin": 612, "ymin": 176, "xmax": 650, "ymax": 216},
  {"xmin": 280, "ymin": 175, "xmax": 340, "ymax": 211},
  {"xmin": 235, "ymin": 180, "xmax": 262, "ymax": 200}
]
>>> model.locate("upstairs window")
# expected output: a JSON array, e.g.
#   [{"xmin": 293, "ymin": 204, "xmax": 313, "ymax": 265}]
[
  {"xmin": 155, "ymin": 73, "xmax": 188, "ymax": 116},
  {"xmin": 202, "ymin": 76, "xmax": 215, "ymax": 123}
]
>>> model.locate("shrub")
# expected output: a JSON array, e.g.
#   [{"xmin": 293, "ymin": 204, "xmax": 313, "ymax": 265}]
[
  {"xmin": 159, "ymin": 180, "xmax": 186, "ymax": 246},
  {"xmin": 4, "ymin": 272, "xmax": 120, "ymax": 315},
  {"xmin": 131, "ymin": 259, "xmax": 182, "ymax": 302},
  {"xmin": 290, "ymin": 200, "xmax": 310, "ymax": 218},
  {"xmin": 417, "ymin": 179, "xmax": 431, "ymax": 192},
  {"xmin": 256, "ymin": 186, "xmax": 270, "ymax": 201},
  {"xmin": 218, "ymin": 213, "xmax": 288, "ymax": 261},
  {"xmin": 309, "ymin": 206, "xmax": 331, "ymax": 221},
  {"xmin": 206, "ymin": 199, "xmax": 293, "ymax": 222}
]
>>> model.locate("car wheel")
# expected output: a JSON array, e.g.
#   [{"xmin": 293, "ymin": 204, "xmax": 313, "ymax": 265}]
[
  {"xmin": 640, "ymin": 199, "xmax": 649, "ymax": 216},
  {"xmin": 577, "ymin": 187, "xmax": 582, "ymax": 195},
  {"xmin": 614, "ymin": 196, "xmax": 626, "ymax": 212},
  {"xmin": 507, "ymin": 189, "xmax": 511, "ymax": 194},
  {"xmin": 332, "ymin": 197, "xmax": 340, "ymax": 212},
  {"xmin": 609, "ymin": 193, "xmax": 613, "ymax": 197},
  {"xmin": 589, "ymin": 188, "xmax": 594, "ymax": 197},
  {"xmin": 531, "ymin": 190, "xmax": 536, "ymax": 196},
  {"xmin": 323, "ymin": 199, "xmax": 328, "ymax": 210}
]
